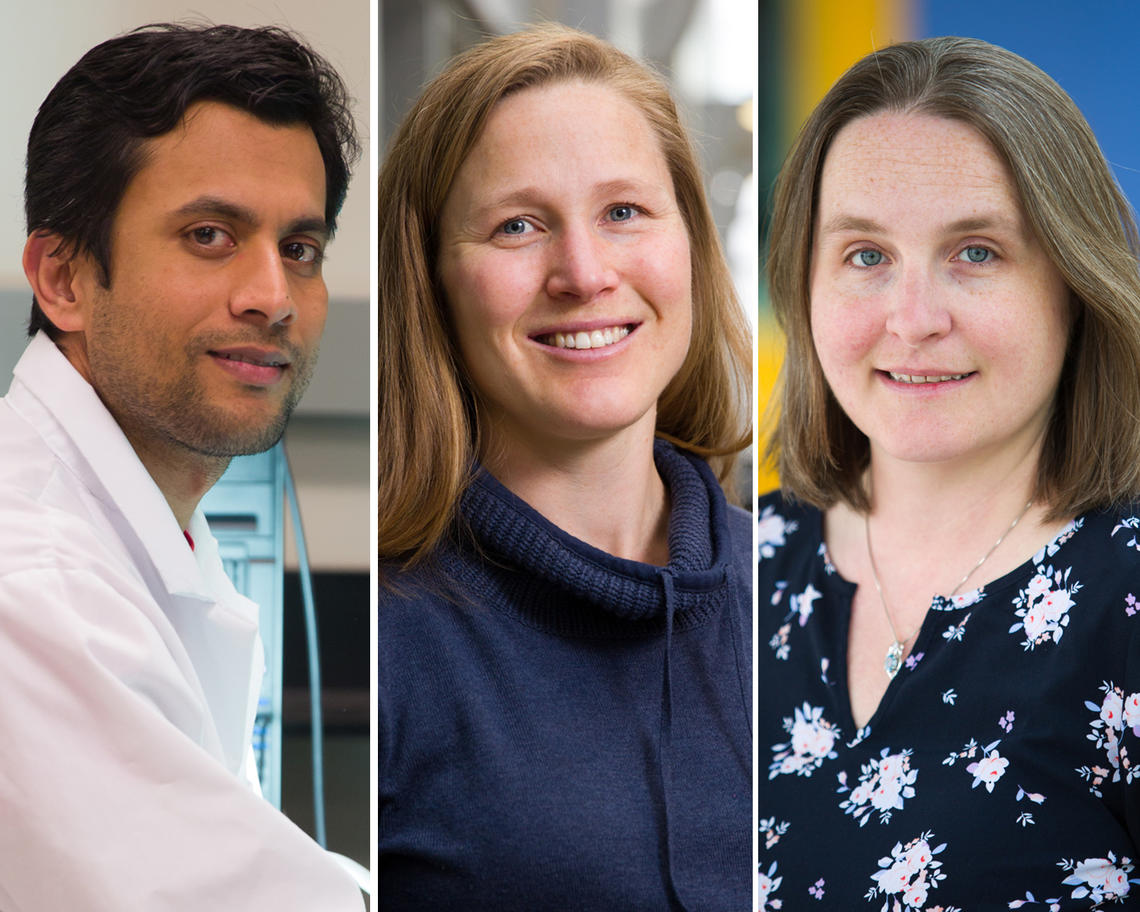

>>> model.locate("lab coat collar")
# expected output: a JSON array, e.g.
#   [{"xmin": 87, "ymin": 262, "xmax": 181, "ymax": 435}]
[{"xmin": 8, "ymin": 333, "xmax": 219, "ymax": 603}]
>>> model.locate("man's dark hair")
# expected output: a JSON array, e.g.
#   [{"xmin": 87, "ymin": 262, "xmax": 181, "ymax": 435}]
[{"xmin": 25, "ymin": 22, "xmax": 360, "ymax": 337}]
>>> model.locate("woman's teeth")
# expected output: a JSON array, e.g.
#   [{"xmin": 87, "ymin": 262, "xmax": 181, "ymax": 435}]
[
  {"xmin": 541, "ymin": 325, "xmax": 631, "ymax": 350},
  {"xmin": 889, "ymin": 372, "xmax": 969, "ymax": 383}
]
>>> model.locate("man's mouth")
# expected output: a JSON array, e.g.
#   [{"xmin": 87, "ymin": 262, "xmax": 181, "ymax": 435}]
[
  {"xmin": 210, "ymin": 348, "xmax": 289, "ymax": 368},
  {"xmin": 535, "ymin": 324, "xmax": 632, "ymax": 350},
  {"xmin": 208, "ymin": 347, "xmax": 291, "ymax": 387}
]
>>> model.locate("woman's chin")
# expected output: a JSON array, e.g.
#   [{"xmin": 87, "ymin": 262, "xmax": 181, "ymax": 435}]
[{"xmin": 484, "ymin": 403, "xmax": 661, "ymax": 455}]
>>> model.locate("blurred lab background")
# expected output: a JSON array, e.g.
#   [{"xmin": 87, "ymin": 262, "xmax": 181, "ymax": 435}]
[
  {"xmin": 0, "ymin": 0, "xmax": 369, "ymax": 873},
  {"xmin": 757, "ymin": 0, "xmax": 1140, "ymax": 494},
  {"xmin": 379, "ymin": 0, "xmax": 757, "ymax": 502}
]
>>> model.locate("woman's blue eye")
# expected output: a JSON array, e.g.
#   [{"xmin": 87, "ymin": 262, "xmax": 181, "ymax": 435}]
[
  {"xmin": 852, "ymin": 249, "xmax": 883, "ymax": 267},
  {"xmin": 501, "ymin": 219, "xmax": 529, "ymax": 235},
  {"xmin": 610, "ymin": 205, "xmax": 635, "ymax": 222},
  {"xmin": 961, "ymin": 246, "xmax": 991, "ymax": 263}
]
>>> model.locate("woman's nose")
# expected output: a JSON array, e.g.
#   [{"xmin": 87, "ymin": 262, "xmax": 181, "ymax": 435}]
[
  {"xmin": 544, "ymin": 226, "xmax": 618, "ymax": 302},
  {"xmin": 884, "ymin": 265, "xmax": 952, "ymax": 345}
]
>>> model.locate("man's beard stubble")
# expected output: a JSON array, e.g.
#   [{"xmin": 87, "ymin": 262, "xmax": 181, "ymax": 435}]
[{"xmin": 89, "ymin": 322, "xmax": 319, "ymax": 460}]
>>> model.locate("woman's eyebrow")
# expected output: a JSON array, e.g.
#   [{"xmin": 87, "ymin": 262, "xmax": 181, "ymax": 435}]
[
  {"xmin": 469, "ymin": 187, "xmax": 545, "ymax": 217},
  {"xmin": 818, "ymin": 214, "xmax": 885, "ymax": 236},
  {"xmin": 818, "ymin": 212, "xmax": 1023, "ymax": 238},
  {"xmin": 941, "ymin": 214, "xmax": 1023, "ymax": 237},
  {"xmin": 470, "ymin": 178, "xmax": 664, "ymax": 216}
]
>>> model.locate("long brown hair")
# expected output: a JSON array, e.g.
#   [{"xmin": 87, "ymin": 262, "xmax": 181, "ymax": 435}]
[
  {"xmin": 766, "ymin": 36, "xmax": 1140, "ymax": 520},
  {"xmin": 379, "ymin": 24, "xmax": 751, "ymax": 569}
]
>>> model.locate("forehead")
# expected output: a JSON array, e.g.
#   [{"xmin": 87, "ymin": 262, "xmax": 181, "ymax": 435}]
[
  {"xmin": 816, "ymin": 112, "xmax": 1023, "ymax": 229},
  {"xmin": 449, "ymin": 80, "xmax": 672, "ymax": 201},
  {"xmin": 118, "ymin": 100, "xmax": 327, "ymax": 228}
]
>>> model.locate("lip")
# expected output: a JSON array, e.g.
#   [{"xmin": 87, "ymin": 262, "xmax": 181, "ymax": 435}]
[
  {"xmin": 208, "ymin": 346, "xmax": 290, "ymax": 387},
  {"xmin": 529, "ymin": 320, "xmax": 640, "ymax": 358}
]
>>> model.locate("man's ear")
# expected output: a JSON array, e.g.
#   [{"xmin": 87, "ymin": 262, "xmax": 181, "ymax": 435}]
[{"xmin": 22, "ymin": 231, "xmax": 93, "ymax": 333}]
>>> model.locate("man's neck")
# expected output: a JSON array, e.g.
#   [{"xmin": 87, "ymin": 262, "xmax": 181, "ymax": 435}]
[{"xmin": 122, "ymin": 430, "xmax": 230, "ymax": 530}]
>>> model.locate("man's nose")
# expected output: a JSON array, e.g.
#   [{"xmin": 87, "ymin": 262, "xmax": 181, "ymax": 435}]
[{"xmin": 229, "ymin": 243, "xmax": 294, "ymax": 326}]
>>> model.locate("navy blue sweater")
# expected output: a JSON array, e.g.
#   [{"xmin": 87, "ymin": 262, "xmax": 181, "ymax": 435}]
[{"xmin": 378, "ymin": 442, "xmax": 752, "ymax": 910}]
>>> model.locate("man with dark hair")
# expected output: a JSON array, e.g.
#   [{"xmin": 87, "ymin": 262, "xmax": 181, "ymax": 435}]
[{"xmin": 0, "ymin": 24, "xmax": 363, "ymax": 910}]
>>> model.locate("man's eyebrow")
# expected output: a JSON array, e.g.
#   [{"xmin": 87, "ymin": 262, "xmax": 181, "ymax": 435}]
[
  {"xmin": 173, "ymin": 195, "xmax": 329, "ymax": 238},
  {"xmin": 174, "ymin": 195, "xmax": 260, "ymax": 225},
  {"xmin": 286, "ymin": 216, "xmax": 330, "ymax": 239}
]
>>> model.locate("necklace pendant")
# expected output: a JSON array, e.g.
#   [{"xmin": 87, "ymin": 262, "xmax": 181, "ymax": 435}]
[{"xmin": 884, "ymin": 641, "xmax": 905, "ymax": 680}]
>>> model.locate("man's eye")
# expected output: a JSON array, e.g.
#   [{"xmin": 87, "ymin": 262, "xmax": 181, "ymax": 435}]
[
  {"xmin": 190, "ymin": 226, "xmax": 230, "ymax": 247},
  {"xmin": 283, "ymin": 242, "xmax": 322, "ymax": 264}
]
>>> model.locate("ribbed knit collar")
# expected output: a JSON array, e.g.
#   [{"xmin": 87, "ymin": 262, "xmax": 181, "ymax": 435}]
[{"xmin": 442, "ymin": 440, "xmax": 733, "ymax": 636}]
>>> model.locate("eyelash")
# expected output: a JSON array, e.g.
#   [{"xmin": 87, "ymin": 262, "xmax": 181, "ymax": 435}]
[
  {"xmin": 606, "ymin": 202, "xmax": 643, "ymax": 223},
  {"xmin": 846, "ymin": 247, "xmax": 884, "ymax": 268},
  {"xmin": 188, "ymin": 225, "xmax": 233, "ymax": 248},
  {"xmin": 497, "ymin": 217, "xmax": 533, "ymax": 237},
  {"xmin": 282, "ymin": 241, "xmax": 324, "ymax": 265},
  {"xmin": 953, "ymin": 245, "xmax": 996, "ymax": 265}
]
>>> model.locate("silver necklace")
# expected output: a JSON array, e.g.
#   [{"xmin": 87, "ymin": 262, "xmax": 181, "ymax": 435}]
[{"xmin": 865, "ymin": 498, "xmax": 1033, "ymax": 681}]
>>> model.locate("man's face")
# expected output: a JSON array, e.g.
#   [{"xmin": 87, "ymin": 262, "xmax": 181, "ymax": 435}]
[{"xmin": 73, "ymin": 100, "xmax": 329, "ymax": 460}]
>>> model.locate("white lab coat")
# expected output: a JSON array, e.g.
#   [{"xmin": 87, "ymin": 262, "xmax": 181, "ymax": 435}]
[{"xmin": 0, "ymin": 333, "xmax": 364, "ymax": 911}]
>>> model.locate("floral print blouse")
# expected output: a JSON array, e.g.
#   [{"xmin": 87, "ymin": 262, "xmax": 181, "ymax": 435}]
[{"xmin": 756, "ymin": 491, "xmax": 1140, "ymax": 910}]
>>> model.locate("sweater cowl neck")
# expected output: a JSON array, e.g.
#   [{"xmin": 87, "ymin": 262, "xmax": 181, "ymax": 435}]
[{"xmin": 447, "ymin": 440, "xmax": 732, "ymax": 634}]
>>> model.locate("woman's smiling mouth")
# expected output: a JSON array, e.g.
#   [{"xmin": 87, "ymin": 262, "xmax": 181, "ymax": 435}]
[
  {"xmin": 535, "ymin": 323, "xmax": 634, "ymax": 350},
  {"xmin": 886, "ymin": 371, "xmax": 973, "ymax": 384}
]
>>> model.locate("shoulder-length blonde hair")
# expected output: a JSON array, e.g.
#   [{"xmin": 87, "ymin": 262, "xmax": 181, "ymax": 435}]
[
  {"xmin": 767, "ymin": 35, "xmax": 1140, "ymax": 520},
  {"xmin": 379, "ymin": 23, "xmax": 751, "ymax": 567}
]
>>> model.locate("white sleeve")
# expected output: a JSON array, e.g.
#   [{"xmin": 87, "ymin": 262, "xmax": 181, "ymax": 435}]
[{"xmin": 0, "ymin": 566, "xmax": 364, "ymax": 912}]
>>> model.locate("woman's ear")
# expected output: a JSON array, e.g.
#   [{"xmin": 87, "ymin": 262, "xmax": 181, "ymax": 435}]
[{"xmin": 22, "ymin": 231, "xmax": 92, "ymax": 333}]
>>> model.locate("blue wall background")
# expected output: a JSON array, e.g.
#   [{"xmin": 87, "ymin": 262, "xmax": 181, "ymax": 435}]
[{"xmin": 919, "ymin": 1, "xmax": 1140, "ymax": 214}]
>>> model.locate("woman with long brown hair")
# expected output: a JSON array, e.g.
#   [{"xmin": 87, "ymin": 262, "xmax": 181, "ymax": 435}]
[
  {"xmin": 378, "ymin": 25, "xmax": 752, "ymax": 910},
  {"xmin": 758, "ymin": 36, "xmax": 1140, "ymax": 906}
]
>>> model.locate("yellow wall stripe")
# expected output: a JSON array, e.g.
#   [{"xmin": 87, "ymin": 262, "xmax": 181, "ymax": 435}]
[{"xmin": 757, "ymin": 0, "xmax": 915, "ymax": 496}]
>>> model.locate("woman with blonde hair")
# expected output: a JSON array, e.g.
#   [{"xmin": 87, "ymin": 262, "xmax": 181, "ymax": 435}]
[
  {"xmin": 757, "ymin": 36, "xmax": 1140, "ymax": 906},
  {"xmin": 378, "ymin": 24, "xmax": 751, "ymax": 909}
]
